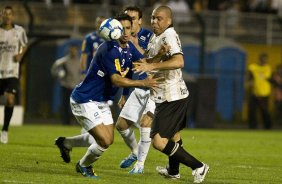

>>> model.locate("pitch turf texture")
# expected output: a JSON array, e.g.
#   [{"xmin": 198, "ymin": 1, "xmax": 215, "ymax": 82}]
[{"xmin": 0, "ymin": 125, "xmax": 281, "ymax": 184}]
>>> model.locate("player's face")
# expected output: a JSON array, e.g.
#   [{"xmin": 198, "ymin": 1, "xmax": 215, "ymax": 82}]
[
  {"xmin": 119, "ymin": 20, "xmax": 132, "ymax": 44},
  {"xmin": 2, "ymin": 8, "xmax": 13, "ymax": 25},
  {"xmin": 125, "ymin": 10, "xmax": 141, "ymax": 36},
  {"xmin": 151, "ymin": 9, "xmax": 171, "ymax": 36}
]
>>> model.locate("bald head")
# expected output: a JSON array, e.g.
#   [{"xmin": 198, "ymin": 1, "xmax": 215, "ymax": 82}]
[
  {"xmin": 151, "ymin": 5, "xmax": 173, "ymax": 35},
  {"xmin": 155, "ymin": 6, "xmax": 173, "ymax": 20}
]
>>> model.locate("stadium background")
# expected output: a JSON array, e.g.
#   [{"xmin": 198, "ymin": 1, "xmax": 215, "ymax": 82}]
[{"xmin": 0, "ymin": 0, "xmax": 281, "ymax": 128}]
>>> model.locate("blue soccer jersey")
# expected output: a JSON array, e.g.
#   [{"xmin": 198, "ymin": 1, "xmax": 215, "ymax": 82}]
[
  {"xmin": 81, "ymin": 31, "xmax": 104, "ymax": 70},
  {"xmin": 71, "ymin": 41, "xmax": 143, "ymax": 103},
  {"xmin": 136, "ymin": 28, "xmax": 153, "ymax": 80}
]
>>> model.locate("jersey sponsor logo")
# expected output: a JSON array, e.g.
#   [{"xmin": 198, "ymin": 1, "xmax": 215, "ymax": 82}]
[
  {"xmin": 0, "ymin": 70, "xmax": 14, "ymax": 76},
  {"xmin": 97, "ymin": 70, "xmax": 104, "ymax": 77},
  {"xmin": 0, "ymin": 41, "xmax": 17, "ymax": 53}
]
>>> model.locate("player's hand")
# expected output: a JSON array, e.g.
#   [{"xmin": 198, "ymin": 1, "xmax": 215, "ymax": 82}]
[
  {"xmin": 133, "ymin": 59, "xmax": 154, "ymax": 73},
  {"xmin": 13, "ymin": 54, "xmax": 22, "ymax": 62},
  {"xmin": 157, "ymin": 44, "xmax": 171, "ymax": 57},
  {"xmin": 118, "ymin": 95, "xmax": 127, "ymax": 109},
  {"xmin": 143, "ymin": 74, "xmax": 164, "ymax": 89}
]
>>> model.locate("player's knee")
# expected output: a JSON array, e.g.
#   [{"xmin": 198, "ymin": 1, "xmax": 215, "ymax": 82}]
[
  {"xmin": 5, "ymin": 94, "xmax": 15, "ymax": 107},
  {"xmin": 99, "ymin": 135, "xmax": 113, "ymax": 148},
  {"xmin": 152, "ymin": 139, "xmax": 165, "ymax": 151},
  {"xmin": 115, "ymin": 117, "xmax": 130, "ymax": 130},
  {"xmin": 140, "ymin": 113, "xmax": 153, "ymax": 127}
]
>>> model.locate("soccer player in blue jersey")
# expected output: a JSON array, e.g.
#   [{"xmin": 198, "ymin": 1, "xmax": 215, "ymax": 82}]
[
  {"xmin": 54, "ymin": 14, "xmax": 161, "ymax": 179},
  {"xmin": 115, "ymin": 6, "xmax": 155, "ymax": 174},
  {"xmin": 80, "ymin": 16, "xmax": 105, "ymax": 77}
]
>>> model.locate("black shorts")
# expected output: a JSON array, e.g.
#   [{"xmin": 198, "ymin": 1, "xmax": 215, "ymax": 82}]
[
  {"xmin": 150, "ymin": 97, "xmax": 189, "ymax": 139},
  {"xmin": 0, "ymin": 78, "xmax": 19, "ymax": 95}
]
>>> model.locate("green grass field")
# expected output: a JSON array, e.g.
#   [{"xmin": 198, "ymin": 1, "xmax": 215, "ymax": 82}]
[{"xmin": 0, "ymin": 125, "xmax": 282, "ymax": 184}]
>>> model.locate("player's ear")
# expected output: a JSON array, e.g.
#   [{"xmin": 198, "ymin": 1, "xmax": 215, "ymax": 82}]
[
  {"xmin": 167, "ymin": 18, "xmax": 172, "ymax": 26},
  {"xmin": 138, "ymin": 18, "xmax": 142, "ymax": 26}
]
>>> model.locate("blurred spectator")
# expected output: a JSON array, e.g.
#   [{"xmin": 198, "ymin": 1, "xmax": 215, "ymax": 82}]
[
  {"xmin": 45, "ymin": 0, "xmax": 72, "ymax": 8},
  {"xmin": 153, "ymin": 0, "xmax": 168, "ymax": 9},
  {"xmin": 271, "ymin": 64, "xmax": 282, "ymax": 123},
  {"xmin": 247, "ymin": 53, "xmax": 272, "ymax": 129},
  {"xmin": 191, "ymin": 0, "xmax": 208, "ymax": 12},
  {"xmin": 271, "ymin": 0, "xmax": 282, "ymax": 23},
  {"xmin": 244, "ymin": 0, "xmax": 272, "ymax": 13},
  {"xmin": 80, "ymin": 16, "xmax": 105, "ymax": 78},
  {"xmin": 207, "ymin": 0, "xmax": 229, "ymax": 11},
  {"xmin": 225, "ymin": 1, "xmax": 245, "ymax": 34},
  {"xmin": 51, "ymin": 44, "xmax": 81, "ymax": 125},
  {"xmin": 167, "ymin": 0, "xmax": 190, "ymax": 24}
]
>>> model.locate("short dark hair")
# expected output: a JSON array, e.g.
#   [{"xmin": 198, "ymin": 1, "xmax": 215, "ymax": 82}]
[
  {"xmin": 4, "ymin": 6, "xmax": 13, "ymax": 11},
  {"xmin": 114, "ymin": 13, "xmax": 132, "ymax": 25},
  {"xmin": 124, "ymin": 6, "xmax": 143, "ymax": 19}
]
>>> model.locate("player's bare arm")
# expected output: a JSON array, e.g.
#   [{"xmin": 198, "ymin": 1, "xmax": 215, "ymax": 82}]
[
  {"xmin": 110, "ymin": 73, "xmax": 159, "ymax": 88},
  {"xmin": 79, "ymin": 53, "xmax": 88, "ymax": 71},
  {"xmin": 145, "ymin": 44, "xmax": 171, "ymax": 63},
  {"xmin": 14, "ymin": 46, "xmax": 27, "ymax": 63},
  {"xmin": 133, "ymin": 54, "xmax": 184, "ymax": 73},
  {"xmin": 118, "ymin": 95, "xmax": 127, "ymax": 109}
]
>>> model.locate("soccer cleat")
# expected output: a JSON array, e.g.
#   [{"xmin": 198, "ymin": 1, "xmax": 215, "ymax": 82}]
[
  {"xmin": 192, "ymin": 163, "xmax": 209, "ymax": 183},
  {"xmin": 55, "ymin": 137, "xmax": 71, "ymax": 163},
  {"xmin": 156, "ymin": 166, "xmax": 180, "ymax": 179},
  {"xmin": 119, "ymin": 153, "xmax": 137, "ymax": 168},
  {"xmin": 0, "ymin": 131, "xmax": 8, "ymax": 144},
  {"xmin": 129, "ymin": 162, "xmax": 144, "ymax": 174},
  {"xmin": 76, "ymin": 162, "xmax": 99, "ymax": 179}
]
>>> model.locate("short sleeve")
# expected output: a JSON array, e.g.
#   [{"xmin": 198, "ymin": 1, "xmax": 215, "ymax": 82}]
[
  {"xmin": 81, "ymin": 36, "xmax": 92, "ymax": 54},
  {"xmin": 20, "ymin": 28, "xmax": 28, "ymax": 47},
  {"xmin": 162, "ymin": 30, "xmax": 183, "ymax": 56}
]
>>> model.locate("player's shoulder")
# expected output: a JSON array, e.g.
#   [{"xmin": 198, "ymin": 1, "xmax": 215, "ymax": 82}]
[
  {"xmin": 248, "ymin": 63, "xmax": 257, "ymax": 70},
  {"xmin": 85, "ymin": 31, "xmax": 99, "ymax": 40},
  {"xmin": 98, "ymin": 41, "xmax": 118, "ymax": 55},
  {"xmin": 163, "ymin": 27, "xmax": 177, "ymax": 36},
  {"xmin": 140, "ymin": 27, "xmax": 153, "ymax": 35},
  {"xmin": 14, "ymin": 24, "xmax": 26, "ymax": 32},
  {"xmin": 139, "ymin": 28, "xmax": 153, "ymax": 38}
]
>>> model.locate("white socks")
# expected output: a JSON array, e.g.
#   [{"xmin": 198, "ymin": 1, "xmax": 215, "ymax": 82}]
[
  {"xmin": 137, "ymin": 127, "xmax": 151, "ymax": 163},
  {"xmin": 119, "ymin": 128, "xmax": 138, "ymax": 156},
  {"xmin": 64, "ymin": 133, "xmax": 96, "ymax": 149},
  {"xmin": 80, "ymin": 143, "xmax": 107, "ymax": 167}
]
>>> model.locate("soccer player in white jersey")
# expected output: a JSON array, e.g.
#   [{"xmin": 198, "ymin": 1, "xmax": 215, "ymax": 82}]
[
  {"xmin": 115, "ymin": 6, "xmax": 155, "ymax": 174},
  {"xmin": 133, "ymin": 6, "xmax": 209, "ymax": 183},
  {"xmin": 0, "ymin": 6, "xmax": 28, "ymax": 144}
]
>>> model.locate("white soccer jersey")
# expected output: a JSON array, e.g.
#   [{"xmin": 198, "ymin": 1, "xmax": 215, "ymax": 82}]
[
  {"xmin": 0, "ymin": 25, "xmax": 28, "ymax": 79},
  {"xmin": 147, "ymin": 27, "xmax": 189, "ymax": 103}
]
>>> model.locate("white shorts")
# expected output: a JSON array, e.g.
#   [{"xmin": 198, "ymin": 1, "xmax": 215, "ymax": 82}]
[
  {"xmin": 119, "ymin": 88, "xmax": 156, "ymax": 125},
  {"xmin": 70, "ymin": 98, "xmax": 114, "ymax": 131}
]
